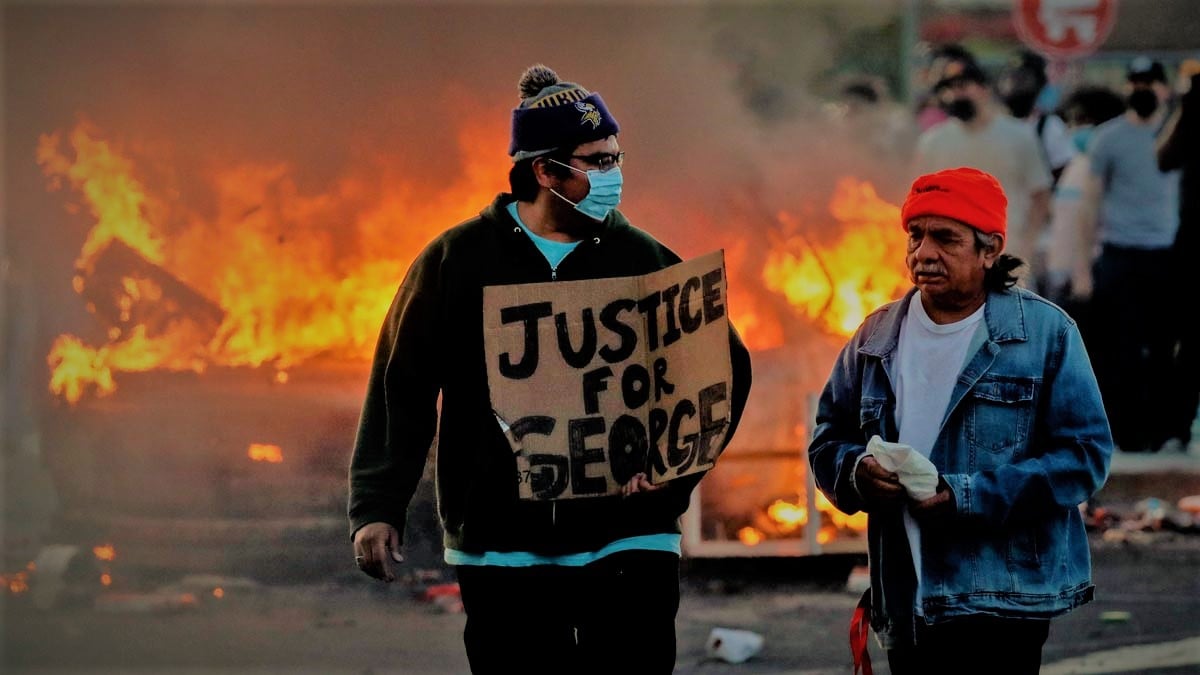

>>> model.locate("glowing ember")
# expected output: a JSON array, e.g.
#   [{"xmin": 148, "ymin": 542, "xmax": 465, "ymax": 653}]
[
  {"xmin": 763, "ymin": 178, "xmax": 908, "ymax": 337},
  {"xmin": 93, "ymin": 544, "xmax": 116, "ymax": 561},
  {"xmin": 766, "ymin": 498, "xmax": 809, "ymax": 532},
  {"xmin": 737, "ymin": 527, "xmax": 765, "ymax": 546},
  {"xmin": 749, "ymin": 485, "xmax": 868, "ymax": 547},
  {"xmin": 40, "ymin": 120, "xmax": 508, "ymax": 403},
  {"xmin": 248, "ymin": 443, "xmax": 284, "ymax": 463},
  {"xmin": 213, "ymin": 587, "xmax": 225, "ymax": 599},
  {"xmin": 4, "ymin": 572, "xmax": 30, "ymax": 595},
  {"xmin": 816, "ymin": 491, "xmax": 869, "ymax": 531},
  {"xmin": 100, "ymin": 573, "xmax": 113, "ymax": 586}
]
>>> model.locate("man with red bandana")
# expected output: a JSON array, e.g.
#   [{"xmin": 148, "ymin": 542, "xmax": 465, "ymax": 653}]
[
  {"xmin": 809, "ymin": 167, "xmax": 1112, "ymax": 674},
  {"xmin": 914, "ymin": 47, "xmax": 1053, "ymax": 290}
]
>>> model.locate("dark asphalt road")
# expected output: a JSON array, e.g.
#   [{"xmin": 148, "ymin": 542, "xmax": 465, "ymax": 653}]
[{"xmin": 5, "ymin": 532, "xmax": 1197, "ymax": 674}]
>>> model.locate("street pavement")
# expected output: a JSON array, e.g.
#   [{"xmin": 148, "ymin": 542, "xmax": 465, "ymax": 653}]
[
  {"xmin": 4, "ymin": 450, "xmax": 1199, "ymax": 674},
  {"xmin": 3, "ymin": 531, "xmax": 1198, "ymax": 675}
]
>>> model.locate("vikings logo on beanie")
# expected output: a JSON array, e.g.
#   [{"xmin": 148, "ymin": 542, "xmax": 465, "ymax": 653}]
[{"xmin": 509, "ymin": 64, "xmax": 620, "ymax": 161}]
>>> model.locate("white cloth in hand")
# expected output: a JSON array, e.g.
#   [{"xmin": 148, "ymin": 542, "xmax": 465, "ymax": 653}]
[{"xmin": 865, "ymin": 435, "xmax": 939, "ymax": 501}]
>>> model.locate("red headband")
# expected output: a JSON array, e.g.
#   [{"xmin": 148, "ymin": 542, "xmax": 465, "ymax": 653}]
[{"xmin": 901, "ymin": 167, "xmax": 1007, "ymax": 237}]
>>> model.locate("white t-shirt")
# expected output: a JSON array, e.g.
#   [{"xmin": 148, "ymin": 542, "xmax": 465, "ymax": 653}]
[
  {"xmin": 894, "ymin": 292, "xmax": 986, "ymax": 612},
  {"xmin": 915, "ymin": 114, "xmax": 1053, "ymax": 267},
  {"xmin": 1045, "ymin": 154, "xmax": 1094, "ymax": 291},
  {"xmin": 1028, "ymin": 112, "xmax": 1078, "ymax": 174}
]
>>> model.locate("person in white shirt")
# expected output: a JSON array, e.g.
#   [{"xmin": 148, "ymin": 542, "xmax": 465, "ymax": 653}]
[
  {"xmin": 914, "ymin": 50, "xmax": 1052, "ymax": 289},
  {"xmin": 810, "ymin": 167, "xmax": 1112, "ymax": 675},
  {"xmin": 1042, "ymin": 85, "xmax": 1127, "ymax": 312}
]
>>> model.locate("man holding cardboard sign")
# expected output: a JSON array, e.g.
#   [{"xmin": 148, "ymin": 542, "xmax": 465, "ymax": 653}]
[{"xmin": 348, "ymin": 64, "xmax": 752, "ymax": 675}]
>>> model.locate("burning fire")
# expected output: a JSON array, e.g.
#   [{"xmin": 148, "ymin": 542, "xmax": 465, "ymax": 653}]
[
  {"xmin": 248, "ymin": 443, "xmax": 284, "ymax": 463},
  {"xmin": 1, "ymin": 562, "xmax": 37, "ymax": 595},
  {"xmin": 737, "ymin": 490, "xmax": 868, "ymax": 546},
  {"xmin": 40, "ymin": 120, "xmax": 907, "ymax": 404},
  {"xmin": 91, "ymin": 544, "xmax": 117, "ymax": 589},
  {"xmin": 763, "ymin": 179, "xmax": 907, "ymax": 337},
  {"xmin": 39, "ymin": 119, "xmax": 508, "ymax": 404},
  {"xmin": 766, "ymin": 499, "xmax": 808, "ymax": 533}
]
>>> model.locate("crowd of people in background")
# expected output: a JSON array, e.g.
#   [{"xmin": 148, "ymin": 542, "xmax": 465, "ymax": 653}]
[
  {"xmin": 843, "ymin": 43, "xmax": 1199, "ymax": 454},
  {"xmin": 835, "ymin": 40, "xmax": 1200, "ymax": 451}
]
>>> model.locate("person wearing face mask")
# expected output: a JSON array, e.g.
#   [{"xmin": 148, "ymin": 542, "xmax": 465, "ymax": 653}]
[
  {"xmin": 997, "ymin": 50, "xmax": 1076, "ymax": 188},
  {"xmin": 913, "ymin": 47, "xmax": 1053, "ymax": 293},
  {"xmin": 1041, "ymin": 86, "xmax": 1127, "ymax": 317},
  {"xmin": 1076, "ymin": 57, "xmax": 1182, "ymax": 454},
  {"xmin": 347, "ymin": 63, "xmax": 752, "ymax": 675}
]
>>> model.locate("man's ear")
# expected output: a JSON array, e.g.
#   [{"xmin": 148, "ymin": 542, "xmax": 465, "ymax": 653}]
[
  {"xmin": 983, "ymin": 233, "xmax": 1005, "ymax": 268},
  {"xmin": 532, "ymin": 157, "xmax": 557, "ymax": 189}
]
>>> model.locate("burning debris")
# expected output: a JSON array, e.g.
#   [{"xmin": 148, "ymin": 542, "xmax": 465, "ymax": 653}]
[
  {"xmin": 38, "ymin": 118, "xmax": 910, "ymax": 409},
  {"xmin": 734, "ymin": 490, "xmax": 869, "ymax": 548},
  {"xmin": 0, "ymin": 562, "xmax": 35, "ymax": 595},
  {"xmin": 8, "ymin": 539, "xmax": 264, "ymax": 614},
  {"xmin": 37, "ymin": 120, "xmax": 509, "ymax": 404},
  {"xmin": 12, "ymin": 544, "xmax": 105, "ymax": 610},
  {"xmin": 34, "ymin": 113, "xmax": 917, "ymax": 570}
]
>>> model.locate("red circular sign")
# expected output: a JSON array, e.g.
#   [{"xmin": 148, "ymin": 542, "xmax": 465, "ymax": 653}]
[{"xmin": 1013, "ymin": 0, "xmax": 1118, "ymax": 60}]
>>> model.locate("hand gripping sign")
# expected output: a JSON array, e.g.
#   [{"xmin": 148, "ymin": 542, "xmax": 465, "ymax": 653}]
[{"xmin": 484, "ymin": 250, "xmax": 734, "ymax": 500}]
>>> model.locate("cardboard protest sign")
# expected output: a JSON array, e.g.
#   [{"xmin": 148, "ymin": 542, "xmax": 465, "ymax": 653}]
[{"xmin": 484, "ymin": 249, "xmax": 734, "ymax": 500}]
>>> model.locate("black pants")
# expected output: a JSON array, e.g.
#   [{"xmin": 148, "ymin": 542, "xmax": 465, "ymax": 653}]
[
  {"xmin": 887, "ymin": 615, "xmax": 1051, "ymax": 675},
  {"xmin": 455, "ymin": 550, "xmax": 680, "ymax": 675},
  {"xmin": 1088, "ymin": 244, "xmax": 1177, "ymax": 452},
  {"xmin": 1164, "ymin": 224, "xmax": 1200, "ymax": 446}
]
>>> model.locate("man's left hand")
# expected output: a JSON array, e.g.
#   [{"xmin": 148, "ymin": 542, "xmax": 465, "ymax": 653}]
[
  {"xmin": 909, "ymin": 477, "xmax": 954, "ymax": 521},
  {"xmin": 621, "ymin": 472, "xmax": 662, "ymax": 497}
]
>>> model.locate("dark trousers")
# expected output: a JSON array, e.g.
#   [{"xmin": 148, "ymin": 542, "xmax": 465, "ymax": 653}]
[
  {"xmin": 1088, "ymin": 244, "xmax": 1177, "ymax": 452},
  {"xmin": 455, "ymin": 550, "xmax": 680, "ymax": 675},
  {"xmin": 887, "ymin": 615, "xmax": 1051, "ymax": 675},
  {"xmin": 1165, "ymin": 222, "xmax": 1200, "ymax": 445}
]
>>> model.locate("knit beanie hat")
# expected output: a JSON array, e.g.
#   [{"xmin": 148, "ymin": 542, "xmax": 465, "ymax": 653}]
[
  {"xmin": 509, "ymin": 64, "xmax": 620, "ymax": 162},
  {"xmin": 901, "ymin": 167, "xmax": 1007, "ymax": 237}
]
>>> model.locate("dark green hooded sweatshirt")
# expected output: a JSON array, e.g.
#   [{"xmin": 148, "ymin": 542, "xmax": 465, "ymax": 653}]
[{"xmin": 348, "ymin": 193, "xmax": 753, "ymax": 555}]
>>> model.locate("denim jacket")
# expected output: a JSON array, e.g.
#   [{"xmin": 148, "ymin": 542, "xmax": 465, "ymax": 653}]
[{"xmin": 809, "ymin": 286, "xmax": 1112, "ymax": 647}]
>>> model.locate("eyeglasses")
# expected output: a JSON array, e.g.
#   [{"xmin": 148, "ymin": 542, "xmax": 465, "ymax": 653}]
[{"xmin": 569, "ymin": 151, "xmax": 625, "ymax": 173}]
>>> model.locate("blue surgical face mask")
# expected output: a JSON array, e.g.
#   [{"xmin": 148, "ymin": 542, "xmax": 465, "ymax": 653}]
[
  {"xmin": 548, "ymin": 160, "xmax": 623, "ymax": 221},
  {"xmin": 1071, "ymin": 126, "xmax": 1094, "ymax": 153}
]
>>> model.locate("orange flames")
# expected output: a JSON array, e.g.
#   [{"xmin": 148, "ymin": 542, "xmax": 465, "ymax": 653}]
[
  {"xmin": 40, "ymin": 120, "xmax": 907, "ymax": 404},
  {"xmin": 764, "ymin": 179, "xmax": 908, "ymax": 337},
  {"xmin": 736, "ymin": 490, "xmax": 868, "ymax": 546},
  {"xmin": 248, "ymin": 443, "xmax": 284, "ymax": 463},
  {"xmin": 93, "ymin": 544, "xmax": 116, "ymax": 561},
  {"xmin": 40, "ymin": 119, "xmax": 508, "ymax": 403},
  {"xmin": 2, "ymin": 564, "xmax": 33, "ymax": 595}
]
